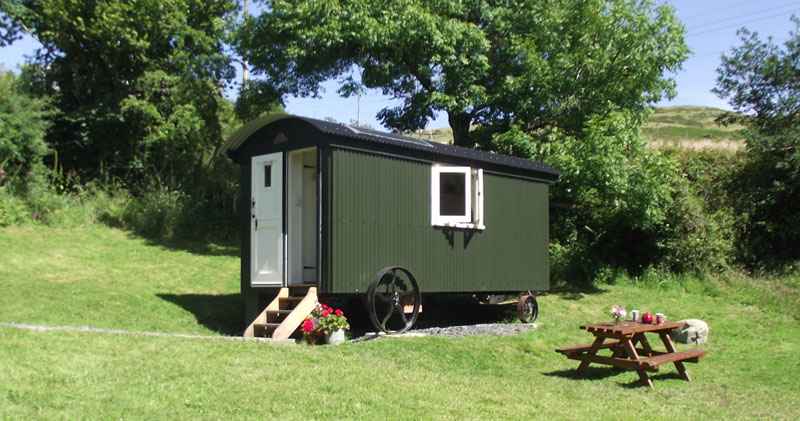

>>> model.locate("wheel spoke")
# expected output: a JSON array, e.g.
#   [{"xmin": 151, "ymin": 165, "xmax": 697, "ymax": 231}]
[
  {"xmin": 380, "ymin": 305, "xmax": 394, "ymax": 329},
  {"xmin": 383, "ymin": 280, "xmax": 391, "ymax": 295},
  {"xmin": 368, "ymin": 266, "xmax": 421, "ymax": 334},
  {"xmin": 390, "ymin": 269, "xmax": 398, "ymax": 294}
]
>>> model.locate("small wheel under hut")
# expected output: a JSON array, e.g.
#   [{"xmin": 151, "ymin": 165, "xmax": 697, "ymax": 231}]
[
  {"xmin": 367, "ymin": 266, "xmax": 422, "ymax": 333},
  {"xmin": 517, "ymin": 292, "xmax": 539, "ymax": 323}
]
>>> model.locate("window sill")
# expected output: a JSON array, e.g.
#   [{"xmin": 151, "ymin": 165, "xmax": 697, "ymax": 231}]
[{"xmin": 432, "ymin": 222, "xmax": 486, "ymax": 231}]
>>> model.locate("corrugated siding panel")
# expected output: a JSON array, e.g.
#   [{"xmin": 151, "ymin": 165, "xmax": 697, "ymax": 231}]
[{"xmin": 328, "ymin": 148, "xmax": 549, "ymax": 294}]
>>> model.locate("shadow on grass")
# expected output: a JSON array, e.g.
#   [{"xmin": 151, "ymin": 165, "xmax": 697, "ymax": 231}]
[
  {"xmin": 547, "ymin": 282, "xmax": 608, "ymax": 301},
  {"xmin": 616, "ymin": 372, "xmax": 689, "ymax": 389},
  {"xmin": 144, "ymin": 236, "xmax": 239, "ymax": 257},
  {"xmin": 545, "ymin": 367, "xmax": 689, "ymax": 389},
  {"xmin": 99, "ymin": 215, "xmax": 238, "ymax": 257},
  {"xmin": 543, "ymin": 367, "xmax": 625, "ymax": 381},
  {"xmin": 157, "ymin": 293, "xmax": 242, "ymax": 336},
  {"xmin": 117, "ymin": 229, "xmax": 240, "ymax": 257}
]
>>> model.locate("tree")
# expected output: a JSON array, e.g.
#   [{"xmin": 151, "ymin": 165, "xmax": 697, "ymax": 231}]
[
  {"xmin": 0, "ymin": 69, "xmax": 49, "ymax": 177},
  {"xmin": 714, "ymin": 17, "xmax": 800, "ymax": 264},
  {"xmin": 714, "ymin": 17, "xmax": 800, "ymax": 134},
  {"xmin": 237, "ymin": 0, "xmax": 688, "ymax": 147},
  {"xmin": 0, "ymin": 0, "xmax": 238, "ymax": 185}
]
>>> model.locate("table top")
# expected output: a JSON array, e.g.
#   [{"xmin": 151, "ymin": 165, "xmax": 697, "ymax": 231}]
[{"xmin": 580, "ymin": 320, "xmax": 685, "ymax": 336}]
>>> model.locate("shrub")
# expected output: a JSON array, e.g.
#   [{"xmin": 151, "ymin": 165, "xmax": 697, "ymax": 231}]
[
  {"xmin": 121, "ymin": 185, "xmax": 187, "ymax": 239},
  {"xmin": 497, "ymin": 110, "xmax": 737, "ymax": 283},
  {"xmin": 656, "ymin": 178, "xmax": 735, "ymax": 273},
  {"xmin": 0, "ymin": 185, "xmax": 29, "ymax": 227},
  {"xmin": 732, "ymin": 128, "xmax": 800, "ymax": 266},
  {"xmin": 0, "ymin": 70, "xmax": 50, "ymax": 176}
]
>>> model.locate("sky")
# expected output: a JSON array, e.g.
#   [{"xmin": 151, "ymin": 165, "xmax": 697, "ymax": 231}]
[{"xmin": 1, "ymin": 0, "xmax": 798, "ymax": 130}]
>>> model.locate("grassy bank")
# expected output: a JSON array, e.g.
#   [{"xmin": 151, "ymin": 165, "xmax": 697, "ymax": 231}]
[
  {"xmin": 1, "ymin": 225, "xmax": 799, "ymax": 419},
  {"xmin": 0, "ymin": 225, "xmax": 240, "ymax": 335},
  {"xmin": 412, "ymin": 106, "xmax": 747, "ymax": 151}
]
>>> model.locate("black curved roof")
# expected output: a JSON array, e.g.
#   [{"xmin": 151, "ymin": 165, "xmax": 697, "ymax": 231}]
[{"xmin": 226, "ymin": 114, "xmax": 559, "ymax": 181}]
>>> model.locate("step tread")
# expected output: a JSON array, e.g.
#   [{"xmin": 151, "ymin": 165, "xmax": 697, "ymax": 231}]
[{"xmin": 269, "ymin": 309, "xmax": 294, "ymax": 315}]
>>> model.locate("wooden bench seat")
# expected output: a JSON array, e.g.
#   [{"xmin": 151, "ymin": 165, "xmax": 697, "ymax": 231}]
[
  {"xmin": 638, "ymin": 349, "xmax": 706, "ymax": 370},
  {"xmin": 555, "ymin": 340, "xmax": 622, "ymax": 355}
]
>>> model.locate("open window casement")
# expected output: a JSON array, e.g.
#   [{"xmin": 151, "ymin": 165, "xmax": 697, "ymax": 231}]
[{"xmin": 431, "ymin": 166, "xmax": 485, "ymax": 229}]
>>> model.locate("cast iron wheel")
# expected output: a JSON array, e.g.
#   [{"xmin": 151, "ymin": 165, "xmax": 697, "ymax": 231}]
[
  {"xmin": 367, "ymin": 266, "xmax": 421, "ymax": 334},
  {"xmin": 517, "ymin": 293, "xmax": 539, "ymax": 323}
]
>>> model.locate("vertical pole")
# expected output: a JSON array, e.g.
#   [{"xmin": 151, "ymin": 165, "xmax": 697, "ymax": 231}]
[{"xmin": 242, "ymin": 0, "xmax": 250, "ymax": 84}]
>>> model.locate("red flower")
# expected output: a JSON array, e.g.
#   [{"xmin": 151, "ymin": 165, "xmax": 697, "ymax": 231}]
[
  {"xmin": 335, "ymin": 309, "xmax": 343, "ymax": 317},
  {"xmin": 302, "ymin": 318, "xmax": 315, "ymax": 333},
  {"xmin": 322, "ymin": 310, "xmax": 331, "ymax": 317}
]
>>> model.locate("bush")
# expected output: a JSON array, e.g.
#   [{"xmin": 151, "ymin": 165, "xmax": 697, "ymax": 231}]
[
  {"xmin": 121, "ymin": 185, "xmax": 186, "ymax": 239},
  {"xmin": 496, "ymin": 110, "xmax": 738, "ymax": 283},
  {"xmin": 0, "ymin": 185, "xmax": 29, "ymax": 227},
  {"xmin": 656, "ymin": 178, "xmax": 735, "ymax": 273},
  {"xmin": 732, "ymin": 128, "xmax": 800, "ymax": 266},
  {"xmin": 0, "ymin": 70, "xmax": 50, "ymax": 176}
]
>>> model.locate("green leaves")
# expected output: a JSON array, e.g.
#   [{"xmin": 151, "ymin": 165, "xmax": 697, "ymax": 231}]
[
  {"xmin": 1, "ymin": 0, "xmax": 238, "ymax": 184},
  {"xmin": 0, "ymin": 70, "xmax": 50, "ymax": 176},
  {"xmin": 237, "ymin": 0, "xmax": 688, "ymax": 147},
  {"xmin": 713, "ymin": 16, "xmax": 800, "ymax": 266}
]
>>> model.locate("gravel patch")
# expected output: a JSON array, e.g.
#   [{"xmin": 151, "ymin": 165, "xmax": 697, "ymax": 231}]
[
  {"xmin": 353, "ymin": 323, "xmax": 537, "ymax": 341},
  {"xmin": 403, "ymin": 323, "xmax": 537, "ymax": 337}
]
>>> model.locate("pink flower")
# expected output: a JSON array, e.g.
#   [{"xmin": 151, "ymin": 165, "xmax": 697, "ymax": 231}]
[
  {"xmin": 302, "ymin": 318, "xmax": 315, "ymax": 333},
  {"xmin": 335, "ymin": 309, "xmax": 343, "ymax": 317},
  {"xmin": 322, "ymin": 310, "xmax": 331, "ymax": 317}
]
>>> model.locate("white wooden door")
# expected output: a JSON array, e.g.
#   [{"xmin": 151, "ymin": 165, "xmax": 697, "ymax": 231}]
[{"xmin": 251, "ymin": 153, "xmax": 283, "ymax": 286}]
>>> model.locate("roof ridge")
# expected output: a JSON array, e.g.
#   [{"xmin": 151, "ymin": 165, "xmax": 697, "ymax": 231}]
[{"xmin": 226, "ymin": 113, "xmax": 559, "ymax": 180}]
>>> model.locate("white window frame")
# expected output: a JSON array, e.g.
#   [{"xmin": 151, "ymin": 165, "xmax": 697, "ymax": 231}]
[
  {"xmin": 472, "ymin": 168, "xmax": 485, "ymax": 230},
  {"xmin": 431, "ymin": 165, "xmax": 485, "ymax": 230}
]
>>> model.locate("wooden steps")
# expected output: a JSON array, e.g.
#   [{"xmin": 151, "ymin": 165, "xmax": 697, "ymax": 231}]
[{"xmin": 243, "ymin": 286, "xmax": 318, "ymax": 340}]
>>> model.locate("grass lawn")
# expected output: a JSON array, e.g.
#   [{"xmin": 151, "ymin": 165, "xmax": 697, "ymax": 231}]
[{"xmin": 1, "ymin": 225, "xmax": 800, "ymax": 419}]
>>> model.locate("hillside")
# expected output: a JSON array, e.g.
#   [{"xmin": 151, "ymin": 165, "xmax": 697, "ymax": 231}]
[
  {"xmin": 411, "ymin": 106, "xmax": 746, "ymax": 150},
  {"xmin": 644, "ymin": 106, "xmax": 745, "ymax": 150}
]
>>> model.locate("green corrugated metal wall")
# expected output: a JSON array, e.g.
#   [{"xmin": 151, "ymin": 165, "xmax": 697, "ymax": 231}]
[{"xmin": 327, "ymin": 148, "xmax": 549, "ymax": 294}]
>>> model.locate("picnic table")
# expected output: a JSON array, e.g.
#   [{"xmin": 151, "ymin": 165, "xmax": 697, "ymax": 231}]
[{"xmin": 556, "ymin": 321, "xmax": 706, "ymax": 389}]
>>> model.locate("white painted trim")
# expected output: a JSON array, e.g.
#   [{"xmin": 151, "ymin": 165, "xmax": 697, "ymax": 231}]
[
  {"xmin": 430, "ymin": 165, "xmax": 485, "ymax": 231},
  {"xmin": 431, "ymin": 165, "xmax": 472, "ymax": 226},
  {"xmin": 473, "ymin": 168, "xmax": 485, "ymax": 229},
  {"xmin": 286, "ymin": 147, "xmax": 318, "ymax": 286}
]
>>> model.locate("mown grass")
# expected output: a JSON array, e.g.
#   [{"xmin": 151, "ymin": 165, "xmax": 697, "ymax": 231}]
[
  {"xmin": 0, "ymin": 225, "xmax": 240, "ymax": 335},
  {"xmin": 1, "ymin": 225, "xmax": 799, "ymax": 419}
]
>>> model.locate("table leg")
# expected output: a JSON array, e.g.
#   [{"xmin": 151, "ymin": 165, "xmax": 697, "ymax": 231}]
[
  {"xmin": 576, "ymin": 336, "xmax": 606, "ymax": 375},
  {"xmin": 635, "ymin": 333, "xmax": 655, "ymax": 357},
  {"xmin": 660, "ymin": 332, "xmax": 691, "ymax": 381},
  {"xmin": 622, "ymin": 338, "xmax": 653, "ymax": 389}
]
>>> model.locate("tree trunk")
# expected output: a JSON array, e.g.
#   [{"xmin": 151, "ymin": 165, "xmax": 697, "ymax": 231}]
[{"xmin": 448, "ymin": 112, "xmax": 473, "ymax": 148}]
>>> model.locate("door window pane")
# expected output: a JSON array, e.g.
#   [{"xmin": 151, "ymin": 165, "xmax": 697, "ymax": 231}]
[
  {"xmin": 440, "ymin": 172, "xmax": 466, "ymax": 215},
  {"xmin": 264, "ymin": 164, "xmax": 272, "ymax": 187}
]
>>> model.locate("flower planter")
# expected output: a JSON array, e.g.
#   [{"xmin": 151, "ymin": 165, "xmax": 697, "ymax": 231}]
[{"xmin": 325, "ymin": 329, "xmax": 346, "ymax": 345}]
